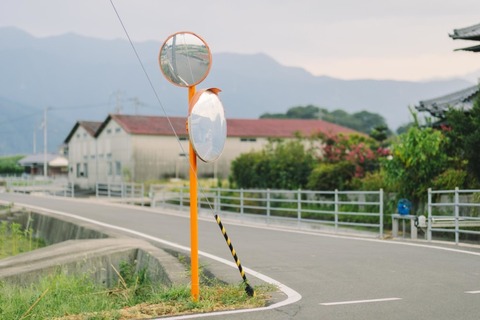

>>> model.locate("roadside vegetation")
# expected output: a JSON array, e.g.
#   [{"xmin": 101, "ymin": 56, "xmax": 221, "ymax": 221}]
[
  {"xmin": 233, "ymin": 96, "xmax": 480, "ymax": 215},
  {"xmin": 0, "ymin": 205, "xmax": 273, "ymax": 319},
  {"xmin": 0, "ymin": 221, "xmax": 45, "ymax": 259},
  {"xmin": 0, "ymin": 261, "xmax": 273, "ymax": 320},
  {"xmin": 0, "ymin": 155, "xmax": 24, "ymax": 176}
]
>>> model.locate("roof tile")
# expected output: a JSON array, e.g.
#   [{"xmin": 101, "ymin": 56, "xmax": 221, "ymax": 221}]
[{"xmin": 109, "ymin": 114, "xmax": 360, "ymax": 138}]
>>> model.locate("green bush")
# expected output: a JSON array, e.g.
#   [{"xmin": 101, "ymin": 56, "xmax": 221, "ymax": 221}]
[
  {"xmin": 0, "ymin": 155, "xmax": 24, "ymax": 175},
  {"xmin": 307, "ymin": 161, "xmax": 356, "ymax": 191}
]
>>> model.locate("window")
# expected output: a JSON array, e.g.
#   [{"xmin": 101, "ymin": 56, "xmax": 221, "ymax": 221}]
[
  {"xmin": 76, "ymin": 163, "xmax": 87, "ymax": 178},
  {"xmin": 108, "ymin": 162, "xmax": 113, "ymax": 176},
  {"xmin": 115, "ymin": 127, "xmax": 121, "ymax": 133},
  {"xmin": 179, "ymin": 137, "xmax": 188, "ymax": 141},
  {"xmin": 83, "ymin": 163, "xmax": 88, "ymax": 178},
  {"xmin": 115, "ymin": 161, "xmax": 122, "ymax": 176},
  {"xmin": 107, "ymin": 128, "xmax": 112, "ymax": 134},
  {"xmin": 240, "ymin": 138, "xmax": 257, "ymax": 142}
]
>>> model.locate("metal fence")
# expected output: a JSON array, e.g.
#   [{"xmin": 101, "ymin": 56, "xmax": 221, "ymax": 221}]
[
  {"xmin": 96, "ymin": 182, "xmax": 145, "ymax": 205},
  {"xmin": 151, "ymin": 186, "xmax": 384, "ymax": 237},
  {"xmin": 427, "ymin": 188, "xmax": 480, "ymax": 244},
  {"xmin": 4, "ymin": 178, "xmax": 74, "ymax": 197}
]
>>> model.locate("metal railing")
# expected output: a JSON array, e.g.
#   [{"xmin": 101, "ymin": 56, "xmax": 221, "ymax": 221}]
[
  {"xmin": 96, "ymin": 182, "xmax": 145, "ymax": 205},
  {"xmin": 4, "ymin": 177, "xmax": 74, "ymax": 197},
  {"xmin": 151, "ymin": 186, "xmax": 384, "ymax": 237},
  {"xmin": 427, "ymin": 188, "xmax": 480, "ymax": 244}
]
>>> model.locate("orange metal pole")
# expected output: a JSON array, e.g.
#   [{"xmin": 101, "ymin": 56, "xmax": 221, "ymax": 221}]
[{"xmin": 188, "ymin": 85, "xmax": 199, "ymax": 301}]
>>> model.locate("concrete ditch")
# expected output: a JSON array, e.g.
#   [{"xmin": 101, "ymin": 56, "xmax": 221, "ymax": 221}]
[{"xmin": 0, "ymin": 207, "xmax": 190, "ymax": 287}]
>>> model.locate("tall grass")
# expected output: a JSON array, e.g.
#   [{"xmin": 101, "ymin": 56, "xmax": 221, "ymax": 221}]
[
  {"xmin": 0, "ymin": 263, "xmax": 272, "ymax": 319},
  {"xmin": 0, "ymin": 221, "xmax": 44, "ymax": 259}
]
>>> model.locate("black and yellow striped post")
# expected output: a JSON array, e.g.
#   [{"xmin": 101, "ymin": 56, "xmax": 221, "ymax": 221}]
[{"xmin": 214, "ymin": 214, "xmax": 255, "ymax": 297}]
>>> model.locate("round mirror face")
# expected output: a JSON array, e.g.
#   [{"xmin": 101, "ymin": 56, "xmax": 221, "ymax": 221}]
[
  {"xmin": 159, "ymin": 32, "xmax": 212, "ymax": 87},
  {"xmin": 188, "ymin": 91, "xmax": 227, "ymax": 162}
]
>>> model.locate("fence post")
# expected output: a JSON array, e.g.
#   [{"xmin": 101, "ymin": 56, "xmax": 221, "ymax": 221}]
[
  {"xmin": 216, "ymin": 188, "xmax": 221, "ymax": 212},
  {"xmin": 240, "ymin": 188, "xmax": 244, "ymax": 215},
  {"xmin": 180, "ymin": 187, "xmax": 184, "ymax": 209},
  {"xmin": 379, "ymin": 189, "xmax": 384, "ymax": 238},
  {"xmin": 427, "ymin": 188, "xmax": 432, "ymax": 241},
  {"xmin": 96, "ymin": 183, "xmax": 99, "ymax": 198},
  {"xmin": 297, "ymin": 189, "xmax": 302, "ymax": 222},
  {"xmin": 266, "ymin": 189, "xmax": 271, "ymax": 218},
  {"xmin": 141, "ymin": 184, "xmax": 145, "ymax": 206},
  {"xmin": 454, "ymin": 187, "xmax": 459, "ymax": 245},
  {"xmin": 108, "ymin": 182, "xmax": 111, "ymax": 198},
  {"xmin": 334, "ymin": 189, "xmax": 339, "ymax": 232}
]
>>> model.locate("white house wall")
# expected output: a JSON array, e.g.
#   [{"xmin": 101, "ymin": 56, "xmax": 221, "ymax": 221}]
[
  {"xmin": 67, "ymin": 126, "xmax": 97, "ymax": 189},
  {"xmin": 95, "ymin": 120, "xmax": 132, "ymax": 185},
  {"xmin": 131, "ymin": 135, "xmax": 189, "ymax": 181},
  {"xmin": 69, "ymin": 122, "xmax": 274, "ymax": 188}
]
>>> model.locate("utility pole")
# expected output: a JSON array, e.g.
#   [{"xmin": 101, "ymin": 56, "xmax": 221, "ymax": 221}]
[
  {"xmin": 43, "ymin": 107, "xmax": 48, "ymax": 178},
  {"xmin": 113, "ymin": 90, "xmax": 124, "ymax": 114},
  {"xmin": 33, "ymin": 128, "xmax": 36, "ymax": 154}
]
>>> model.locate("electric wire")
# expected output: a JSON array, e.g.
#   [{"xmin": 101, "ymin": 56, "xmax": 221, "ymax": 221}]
[
  {"xmin": 108, "ymin": 0, "xmax": 215, "ymax": 213},
  {"xmin": 108, "ymin": 0, "xmax": 189, "ymax": 161},
  {"xmin": 108, "ymin": 0, "xmax": 254, "ymax": 296}
]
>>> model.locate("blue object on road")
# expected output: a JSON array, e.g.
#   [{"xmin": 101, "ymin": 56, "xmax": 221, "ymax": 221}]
[{"xmin": 397, "ymin": 199, "xmax": 411, "ymax": 215}]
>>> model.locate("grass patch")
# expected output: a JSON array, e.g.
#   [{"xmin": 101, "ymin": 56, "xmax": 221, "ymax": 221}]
[
  {"xmin": 0, "ymin": 221, "xmax": 45, "ymax": 259},
  {"xmin": 0, "ymin": 266, "xmax": 274, "ymax": 319}
]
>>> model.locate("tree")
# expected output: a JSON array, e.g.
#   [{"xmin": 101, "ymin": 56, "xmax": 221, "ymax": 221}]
[
  {"xmin": 260, "ymin": 105, "xmax": 392, "ymax": 135},
  {"xmin": 306, "ymin": 133, "xmax": 389, "ymax": 190},
  {"xmin": 230, "ymin": 139, "xmax": 315, "ymax": 189},
  {"xmin": 352, "ymin": 111, "xmax": 390, "ymax": 134},
  {"xmin": 369, "ymin": 125, "xmax": 389, "ymax": 144},
  {"xmin": 443, "ymin": 96, "xmax": 480, "ymax": 185},
  {"xmin": 0, "ymin": 156, "xmax": 24, "ymax": 175},
  {"xmin": 381, "ymin": 126, "xmax": 449, "ymax": 213},
  {"xmin": 307, "ymin": 161, "xmax": 356, "ymax": 191},
  {"xmin": 285, "ymin": 105, "xmax": 319, "ymax": 119}
]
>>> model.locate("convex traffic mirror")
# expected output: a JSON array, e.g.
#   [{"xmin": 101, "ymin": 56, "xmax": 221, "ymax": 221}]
[
  {"xmin": 159, "ymin": 32, "xmax": 212, "ymax": 87},
  {"xmin": 188, "ymin": 88, "xmax": 227, "ymax": 162}
]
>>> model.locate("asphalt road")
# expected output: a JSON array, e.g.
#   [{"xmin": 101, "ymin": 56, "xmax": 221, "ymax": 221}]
[{"xmin": 1, "ymin": 193, "xmax": 480, "ymax": 320}]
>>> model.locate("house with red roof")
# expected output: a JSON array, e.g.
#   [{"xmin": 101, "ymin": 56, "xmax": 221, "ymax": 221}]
[{"xmin": 64, "ymin": 114, "xmax": 360, "ymax": 189}]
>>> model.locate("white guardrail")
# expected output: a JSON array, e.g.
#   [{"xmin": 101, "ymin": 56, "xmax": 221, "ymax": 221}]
[
  {"xmin": 150, "ymin": 186, "xmax": 384, "ymax": 237},
  {"xmin": 95, "ymin": 182, "xmax": 146, "ymax": 206},
  {"xmin": 3, "ymin": 178, "xmax": 74, "ymax": 197},
  {"xmin": 428, "ymin": 188, "xmax": 480, "ymax": 245}
]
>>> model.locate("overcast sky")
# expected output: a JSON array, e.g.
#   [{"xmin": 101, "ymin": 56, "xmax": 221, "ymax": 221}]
[{"xmin": 2, "ymin": 0, "xmax": 480, "ymax": 81}]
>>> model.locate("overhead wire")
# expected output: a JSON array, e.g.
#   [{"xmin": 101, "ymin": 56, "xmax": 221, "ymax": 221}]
[
  {"xmin": 108, "ymin": 0, "xmax": 216, "ymax": 211},
  {"xmin": 108, "ymin": 0, "xmax": 255, "ymax": 297}
]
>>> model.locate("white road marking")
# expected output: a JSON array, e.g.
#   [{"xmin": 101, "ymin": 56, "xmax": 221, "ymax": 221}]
[
  {"xmin": 8, "ymin": 201, "xmax": 302, "ymax": 319},
  {"xmin": 465, "ymin": 290, "xmax": 480, "ymax": 294},
  {"xmin": 320, "ymin": 297, "xmax": 402, "ymax": 306}
]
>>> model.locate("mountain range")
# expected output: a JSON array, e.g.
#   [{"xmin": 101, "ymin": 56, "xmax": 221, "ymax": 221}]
[{"xmin": 0, "ymin": 27, "xmax": 476, "ymax": 155}]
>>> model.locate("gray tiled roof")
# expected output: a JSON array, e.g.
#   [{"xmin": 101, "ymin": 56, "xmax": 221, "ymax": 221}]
[
  {"xmin": 450, "ymin": 22, "xmax": 480, "ymax": 40},
  {"xmin": 18, "ymin": 154, "xmax": 63, "ymax": 166},
  {"xmin": 454, "ymin": 44, "xmax": 480, "ymax": 52},
  {"xmin": 416, "ymin": 85, "xmax": 479, "ymax": 118}
]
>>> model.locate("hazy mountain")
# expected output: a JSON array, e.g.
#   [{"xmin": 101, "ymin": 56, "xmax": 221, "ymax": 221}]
[{"xmin": 0, "ymin": 27, "xmax": 475, "ymax": 155}]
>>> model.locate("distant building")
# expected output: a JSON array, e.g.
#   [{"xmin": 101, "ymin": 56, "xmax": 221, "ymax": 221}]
[
  {"xmin": 450, "ymin": 22, "xmax": 480, "ymax": 52},
  {"xmin": 63, "ymin": 121, "xmax": 102, "ymax": 189},
  {"xmin": 415, "ymin": 23, "xmax": 480, "ymax": 120},
  {"xmin": 64, "ymin": 114, "xmax": 361, "ymax": 189},
  {"xmin": 18, "ymin": 154, "xmax": 68, "ymax": 177},
  {"xmin": 416, "ymin": 85, "xmax": 479, "ymax": 119}
]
